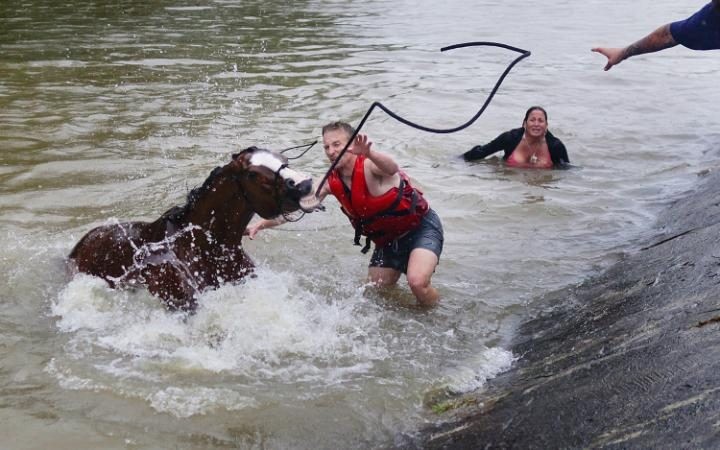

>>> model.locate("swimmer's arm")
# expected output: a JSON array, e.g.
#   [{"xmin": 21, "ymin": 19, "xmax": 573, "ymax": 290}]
[
  {"xmin": 462, "ymin": 144, "xmax": 492, "ymax": 161},
  {"xmin": 462, "ymin": 130, "xmax": 513, "ymax": 161},
  {"xmin": 592, "ymin": 24, "xmax": 677, "ymax": 71}
]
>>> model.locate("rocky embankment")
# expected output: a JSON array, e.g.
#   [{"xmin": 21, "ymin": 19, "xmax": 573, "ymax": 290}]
[{"xmin": 415, "ymin": 169, "xmax": 720, "ymax": 449}]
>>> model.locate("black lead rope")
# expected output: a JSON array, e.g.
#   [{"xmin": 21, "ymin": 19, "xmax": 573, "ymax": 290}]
[
  {"xmin": 315, "ymin": 41, "xmax": 531, "ymax": 197},
  {"xmin": 278, "ymin": 140, "xmax": 321, "ymax": 222},
  {"xmin": 280, "ymin": 140, "xmax": 318, "ymax": 160}
]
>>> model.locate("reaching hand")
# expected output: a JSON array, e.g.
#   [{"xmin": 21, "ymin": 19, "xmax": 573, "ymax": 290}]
[
  {"xmin": 591, "ymin": 47, "xmax": 625, "ymax": 71},
  {"xmin": 349, "ymin": 133, "xmax": 372, "ymax": 156},
  {"xmin": 243, "ymin": 224, "xmax": 260, "ymax": 240}
]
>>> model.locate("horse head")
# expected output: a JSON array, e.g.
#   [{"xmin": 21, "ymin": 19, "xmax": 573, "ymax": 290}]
[
  {"xmin": 230, "ymin": 146, "xmax": 319, "ymax": 219},
  {"xmin": 68, "ymin": 146, "xmax": 321, "ymax": 312}
]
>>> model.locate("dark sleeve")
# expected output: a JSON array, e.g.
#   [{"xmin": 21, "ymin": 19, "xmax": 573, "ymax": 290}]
[
  {"xmin": 462, "ymin": 130, "xmax": 514, "ymax": 161},
  {"xmin": 553, "ymin": 140, "xmax": 570, "ymax": 165},
  {"xmin": 669, "ymin": 2, "xmax": 720, "ymax": 50}
]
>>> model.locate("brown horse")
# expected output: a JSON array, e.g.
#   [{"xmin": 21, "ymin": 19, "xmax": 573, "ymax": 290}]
[{"xmin": 69, "ymin": 146, "xmax": 319, "ymax": 311}]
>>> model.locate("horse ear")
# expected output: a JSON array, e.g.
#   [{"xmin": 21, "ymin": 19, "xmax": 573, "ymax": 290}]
[
  {"xmin": 232, "ymin": 146, "xmax": 260, "ymax": 161},
  {"xmin": 230, "ymin": 150, "xmax": 251, "ymax": 170}
]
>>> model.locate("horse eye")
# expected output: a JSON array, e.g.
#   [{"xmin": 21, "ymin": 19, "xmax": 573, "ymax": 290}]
[{"xmin": 247, "ymin": 171, "xmax": 258, "ymax": 179}]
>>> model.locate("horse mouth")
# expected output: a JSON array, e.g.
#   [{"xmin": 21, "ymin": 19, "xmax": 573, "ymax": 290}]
[{"xmin": 298, "ymin": 194, "xmax": 323, "ymax": 213}]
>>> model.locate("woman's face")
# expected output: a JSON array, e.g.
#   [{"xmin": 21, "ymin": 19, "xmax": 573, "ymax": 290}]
[{"xmin": 524, "ymin": 109, "xmax": 548, "ymax": 138}]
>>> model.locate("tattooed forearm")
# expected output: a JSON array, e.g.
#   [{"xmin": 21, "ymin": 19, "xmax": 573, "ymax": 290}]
[
  {"xmin": 623, "ymin": 24, "xmax": 677, "ymax": 59},
  {"xmin": 623, "ymin": 43, "xmax": 642, "ymax": 59}
]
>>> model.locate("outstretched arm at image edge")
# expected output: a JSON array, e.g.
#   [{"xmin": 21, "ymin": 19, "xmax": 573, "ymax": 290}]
[{"xmin": 592, "ymin": 24, "xmax": 677, "ymax": 71}]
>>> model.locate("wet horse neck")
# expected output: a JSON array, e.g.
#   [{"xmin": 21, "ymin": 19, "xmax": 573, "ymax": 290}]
[{"xmin": 180, "ymin": 168, "xmax": 255, "ymax": 246}]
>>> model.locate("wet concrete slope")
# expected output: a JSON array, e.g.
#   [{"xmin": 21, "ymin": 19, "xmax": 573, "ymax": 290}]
[{"xmin": 417, "ymin": 169, "xmax": 720, "ymax": 449}]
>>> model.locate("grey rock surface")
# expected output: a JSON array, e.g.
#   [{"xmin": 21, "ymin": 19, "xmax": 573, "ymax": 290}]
[{"xmin": 414, "ymin": 169, "xmax": 720, "ymax": 449}]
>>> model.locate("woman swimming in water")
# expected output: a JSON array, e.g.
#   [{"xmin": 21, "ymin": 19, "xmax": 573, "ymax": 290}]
[{"xmin": 462, "ymin": 106, "xmax": 569, "ymax": 169}]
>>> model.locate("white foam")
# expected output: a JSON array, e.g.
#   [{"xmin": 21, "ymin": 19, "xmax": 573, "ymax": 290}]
[
  {"xmin": 53, "ymin": 268, "xmax": 387, "ymax": 378},
  {"xmin": 51, "ymin": 268, "xmax": 515, "ymax": 419},
  {"xmin": 440, "ymin": 347, "xmax": 516, "ymax": 394},
  {"xmin": 45, "ymin": 359, "xmax": 108, "ymax": 392},
  {"xmin": 51, "ymin": 267, "xmax": 392, "ymax": 417},
  {"xmin": 147, "ymin": 386, "xmax": 258, "ymax": 418}
]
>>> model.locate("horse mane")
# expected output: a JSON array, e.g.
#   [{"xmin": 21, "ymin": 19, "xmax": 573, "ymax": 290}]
[
  {"xmin": 159, "ymin": 148, "xmax": 257, "ymax": 226},
  {"xmin": 160, "ymin": 165, "xmax": 226, "ymax": 225}
]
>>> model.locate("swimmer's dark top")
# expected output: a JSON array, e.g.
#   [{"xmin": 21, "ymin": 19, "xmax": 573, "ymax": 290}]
[
  {"xmin": 462, "ymin": 127, "xmax": 570, "ymax": 166},
  {"xmin": 670, "ymin": 2, "xmax": 720, "ymax": 51}
]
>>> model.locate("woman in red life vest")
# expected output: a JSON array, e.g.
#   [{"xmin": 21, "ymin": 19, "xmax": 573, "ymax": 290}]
[{"xmin": 246, "ymin": 121, "xmax": 444, "ymax": 307}]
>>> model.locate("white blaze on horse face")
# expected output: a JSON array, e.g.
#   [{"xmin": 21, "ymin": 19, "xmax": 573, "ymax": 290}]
[{"xmin": 250, "ymin": 151, "xmax": 310, "ymax": 185}]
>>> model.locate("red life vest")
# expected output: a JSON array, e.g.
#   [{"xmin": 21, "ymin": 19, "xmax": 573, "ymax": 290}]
[{"xmin": 327, "ymin": 155, "xmax": 429, "ymax": 252}]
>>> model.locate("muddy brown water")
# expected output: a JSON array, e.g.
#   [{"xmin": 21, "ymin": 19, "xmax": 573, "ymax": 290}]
[{"xmin": 1, "ymin": 1, "xmax": 719, "ymax": 448}]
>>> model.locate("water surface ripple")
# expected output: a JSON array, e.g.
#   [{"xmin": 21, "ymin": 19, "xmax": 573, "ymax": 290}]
[{"xmin": 2, "ymin": 0, "xmax": 719, "ymax": 448}]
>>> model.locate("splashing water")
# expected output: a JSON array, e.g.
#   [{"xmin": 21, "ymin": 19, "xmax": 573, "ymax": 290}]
[{"xmin": 50, "ymin": 268, "xmax": 392, "ymax": 416}]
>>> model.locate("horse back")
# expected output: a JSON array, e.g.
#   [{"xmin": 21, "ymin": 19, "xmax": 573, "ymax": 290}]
[{"xmin": 69, "ymin": 221, "xmax": 162, "ymax": 285}]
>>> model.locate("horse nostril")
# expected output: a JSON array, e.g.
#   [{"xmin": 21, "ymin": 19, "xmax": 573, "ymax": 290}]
[
  {"xmin": 285, "ymin": 179, "xmax": 296, "ymax": 189},
  {"xmin": 297, "ymin": 179, "xmax": 312, "ymax": 195}
]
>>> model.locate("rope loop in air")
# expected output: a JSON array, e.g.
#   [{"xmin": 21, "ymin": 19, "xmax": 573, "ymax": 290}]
[{"xmin": 315, "ymin": 41, "xmax": 531, "ymax": 196}]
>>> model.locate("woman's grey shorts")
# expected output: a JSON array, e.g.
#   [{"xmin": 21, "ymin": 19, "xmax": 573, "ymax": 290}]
[{"xmin": 369, "ymin": 208, "xmax": 443, "ymax": 274}]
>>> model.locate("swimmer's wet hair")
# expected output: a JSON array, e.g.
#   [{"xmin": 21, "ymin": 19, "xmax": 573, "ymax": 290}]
[{"xmin": 523, "ymin": 106, "xmax": 547, "ymax": 123}]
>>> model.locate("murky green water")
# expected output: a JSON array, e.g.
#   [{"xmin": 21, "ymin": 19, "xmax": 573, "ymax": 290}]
[{"xmin": 2, "ymin": 0, "xmax": 720, "ymax": 448}]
